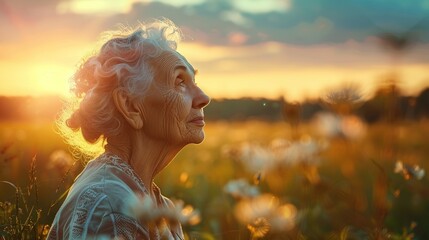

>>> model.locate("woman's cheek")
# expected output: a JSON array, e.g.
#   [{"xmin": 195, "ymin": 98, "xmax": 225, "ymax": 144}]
[
  {"xmin": 169, "ymin": 91, "xmax": 190, "ymax": 119},
  {"xmin": 163, "ymin": 92, "xmax": 184, "ymax": 133}
]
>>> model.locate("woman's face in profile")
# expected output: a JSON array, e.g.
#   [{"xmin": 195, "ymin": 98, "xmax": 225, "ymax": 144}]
[{"xmin": 140, "ymin": 51, "xmax": 210, "ymax": 146}]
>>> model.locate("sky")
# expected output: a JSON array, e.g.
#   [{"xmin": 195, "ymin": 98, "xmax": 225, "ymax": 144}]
[{"xmin": 1, "ymin": 0, "xmax": 429, "ymax": 101}]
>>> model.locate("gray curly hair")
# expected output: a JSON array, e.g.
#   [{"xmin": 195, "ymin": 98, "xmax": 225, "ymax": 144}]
[{"xmin": 58, "ymin": 19, "xmax": 182, "ymax": 158}]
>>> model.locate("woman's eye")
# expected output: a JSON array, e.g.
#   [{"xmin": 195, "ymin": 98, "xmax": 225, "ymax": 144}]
[{"xmin": 177, "ymin": 78, "xmax": 186, "ymax": 87}]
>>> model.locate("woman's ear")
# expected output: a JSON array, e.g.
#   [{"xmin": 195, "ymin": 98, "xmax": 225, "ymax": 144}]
[{"xmin": 112, "ymin": 88, "xmax": 143, "ymax": 129}]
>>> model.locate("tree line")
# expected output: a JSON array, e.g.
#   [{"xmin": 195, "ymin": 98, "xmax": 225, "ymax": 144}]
[{"xmin": 0, "ymin": 85, "xmax": 428, "ymax": 123}]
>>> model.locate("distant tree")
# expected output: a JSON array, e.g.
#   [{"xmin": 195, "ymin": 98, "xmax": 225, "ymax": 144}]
[
  {"xmin": 281, "ymin": 98, "xmax": 301, "ymax": 126},
  {"xmin": 416, "ymin": 87, "xmax": 429, "ymax": 118},
  {"xmin": 359, "ymin": 79, "xmax": 403, "ymax": 123},
  {"xmin": 204, "ymin": 98, "xmax": 282, "ymax": 121},
  {"xmin": 321, "ymin": 84, "xmax": 363, "ymax": 115}
]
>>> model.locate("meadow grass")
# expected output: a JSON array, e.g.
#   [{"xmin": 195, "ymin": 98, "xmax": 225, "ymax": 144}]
[{"xmin": 1, "ymin": 119, "xmax": 428, "ymax": 239}]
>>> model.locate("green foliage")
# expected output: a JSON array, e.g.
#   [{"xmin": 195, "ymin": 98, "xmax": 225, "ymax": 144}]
[{"xmin": 0, "ymin": 180, "xmax": 47, "ymax": 240}]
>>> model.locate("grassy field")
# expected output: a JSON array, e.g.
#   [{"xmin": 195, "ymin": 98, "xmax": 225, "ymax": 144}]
[{"xmin": 1, "ymin": 119, "xmax": 429, "ymax": 239}]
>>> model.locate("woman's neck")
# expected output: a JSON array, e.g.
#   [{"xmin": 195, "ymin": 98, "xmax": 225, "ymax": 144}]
[{"xmin": 105, "ymin": 130, "xmax": 182, "ymax": 195}]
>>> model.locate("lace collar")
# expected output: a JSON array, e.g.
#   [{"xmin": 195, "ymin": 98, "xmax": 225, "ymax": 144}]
[{"xmin": 97, "ymin": 152, "xmax": 149, "ymax": 194}]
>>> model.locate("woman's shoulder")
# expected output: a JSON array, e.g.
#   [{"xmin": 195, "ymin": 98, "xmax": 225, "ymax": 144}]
[
  {"xmin": 48, "ymin": 184, "xmax": 147, "ymax": 239},
  {"xmin": 74, "ymin": 153, "xmax": 147, "ymax": 193},
  {"xmin": 69, "ymin": 174, "xmax": 142, "ymax": 217},
  {"xmin": 49, "ymin": 179, "xmax": 143, "ymax": 237},
  {"xmin": 61, "ymin": 181, "xmax": 137, "ymax": 217}
]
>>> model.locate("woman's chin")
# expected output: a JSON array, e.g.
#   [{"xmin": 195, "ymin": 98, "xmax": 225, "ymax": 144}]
[{"xmin": 189, "ymin": 132, "xmax": 205, "ymax": 144}]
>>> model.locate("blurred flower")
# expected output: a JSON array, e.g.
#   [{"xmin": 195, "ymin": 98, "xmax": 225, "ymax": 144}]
[
  {"xmin": 227, "ymin": 137, "xmax": 327, "ymax": 175},
  {"xmin": 393, "ymin": 189, "xmax": 401, "ymax": 197},
  {"xmin": 270, "ymin": 203, "xmax": 297, "ymax": 230},
  {"xmin": 0, "ymin": 201, "xmax": 13, "ymax": 214},
  {"xmin": 247, "ymin": 217, "xmax": 270, "ymax": 239},
  {"xmin": 270, "ymin": 138, "xmax": 290, "ymax": 150},
  {"xmin": 301, "ymin": 164, "xmax": 321, "ymax": 184},
  {"xmin": 42, "ymin": 224, "xmax": 50, "ymax": 236},
  {"xmin": 313, "ymin": 112, "xmax": 366, "ymax": 140},
  {"xmin": 132, "ymin": 196, "xmax": 200, "ymax": 226},
  {"xmin": 221, "ymin": 145, "xmax": 242, "ymax": 159},
  {"xmin": 276, "ymin": 136, "xmax": 327, "ymax": 166},
  {"xmin": 179, "ymin": 172, "xmax": 189, "ymax": 183},
  {"xmin": 341, "ymin": 115, "xmax": 367, "ymax": 140},
  {"xmin": 313, "ymin": 112, "xmax": 342, "ymax": 138},
  {"xmin": 179, "ymin": 172, "xmax": 194, "ymax": 188},
  {"xmin": 394, "ymin": 161, "xmax": 425, "ymax": 180},
  {"xmin": 48, "ymin": 149, "xmax": 74, "ymax": 172},
  {"xmin": 234, "ymin": 194, "xmax": 297, "ymax": 236},
  {"xmin": 235, "ymin": 194, "xmax": 278, "ymax": 224},
  {"xmin": 224, "ymin": 179, "xmax": 260, "ymax": 199},
  {"xmin": 239, "ymin": 143, "xmax": 276, "ymax": 173},
  {"xmin": 174, "ymin": 200, "xmax": 201, "ymax": 225}
]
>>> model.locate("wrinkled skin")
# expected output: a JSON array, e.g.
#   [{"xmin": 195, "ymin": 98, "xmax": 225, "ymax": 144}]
[{"xmin": 141, "ymin": 51, "xmax": 210, "ymax": 147}]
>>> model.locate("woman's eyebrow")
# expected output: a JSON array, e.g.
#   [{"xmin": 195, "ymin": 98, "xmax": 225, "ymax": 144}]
[{"xmin": 176, "ymin": 65, "xmax": 198, "ymax": 76}]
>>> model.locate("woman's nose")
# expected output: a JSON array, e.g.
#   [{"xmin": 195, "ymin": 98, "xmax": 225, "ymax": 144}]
[{"xmin": 192, "ymin": 86, "xmax": 210, "ymax": 109}]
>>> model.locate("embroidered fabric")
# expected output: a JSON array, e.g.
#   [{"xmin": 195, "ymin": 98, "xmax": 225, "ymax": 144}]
[
  {"xmin": 111, "ymin": 213, "xmax": 144, "ymax": 239},
  {"xmin": 47, "ymin": 153, "xmax": 184, "ymax": 240},
  {"xmin": 70, "ymin": 184, "xmax": 105, "ymax": 239},
  {"xmin": 98, "ymin": 153, "xmax": 148, "ymax": 194}
]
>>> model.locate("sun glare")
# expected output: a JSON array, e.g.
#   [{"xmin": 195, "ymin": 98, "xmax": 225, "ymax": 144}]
[
  {"xmin": 56, "ymin": 0, "xmax": 137, "ymax": 15},
  {"xmin": 0, "ymin": 62, "xmax": 71, "ymax": 97},
  {"xmin": 32, "ymin": 63, "xmax": 71, "ymax": 96}
]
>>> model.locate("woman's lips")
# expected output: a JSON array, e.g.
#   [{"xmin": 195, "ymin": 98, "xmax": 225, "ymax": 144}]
[{"xmin": 188, "ymin": 116, "xmax": 205, "ymax": 126}]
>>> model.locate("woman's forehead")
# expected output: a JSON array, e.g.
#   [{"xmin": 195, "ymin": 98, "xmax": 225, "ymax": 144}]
[
  {"xmin": 155, "ymin": 51, "xmax": 195, "ymax": 75},
  {"xmin": 175, "ymin": 52, "xmax": 195, "ymax": 74}
]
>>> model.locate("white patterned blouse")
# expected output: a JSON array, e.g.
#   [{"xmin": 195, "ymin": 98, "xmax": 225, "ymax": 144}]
[{"xmin": 47, "ymin": 153, "xmax": 184, "ymax": 240}]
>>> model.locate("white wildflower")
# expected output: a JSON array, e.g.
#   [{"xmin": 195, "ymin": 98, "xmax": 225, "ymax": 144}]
[
  {"xmin": 395, "ymin": 160, "xmax": 425, "ymax": 180},
  {"xmin": 278, "ymin": 137, "xmax": 326, "ymax": 166},
  {"xmin": 170, "ymin": 200, "xmax": 201, "ymax": 225},
  {"xmin": 234, "ymin": 194, "xmax": 297, "ymax": 235},
  {"xmin": 48, "ymin": 149, "xmax": 74, "ymax": 172},
  {"xmin": 270, "ymin": 138, "xmax": 290, "ymax": 151},
  {"xmin": 234, "ymin": 194, "xmax": 279, "ymax": 224},
  {"xmin": 394, "ymin": 161, "xmax": 404, "ymax": 173},
  {"xmin": 313, "ymin": 112, "xmax": 366, "ymax": 140},
  {"xmin": 270, "ymin": 203, "xmax": 297, "ymax": 231},
  {"xmin": 313, "ymin": 112, "xmax": 342, "ymax": 138},
  {"xmin": 247, "ymin": 217, "xmax": 270, "ymax": 239},
  {"xmin": 133, "ymin": 196, "xmax": 200, "ymax": 225},
  {"xmin": 240, "ymin": 143, "xmax": 276, "ymax": 173},
  {"xmin": 233, "ymin": 137, "xmax": 327, "ymax": 174},
  {"xmin": 224, "ymin": 179, "xmax": 260, "ymax": 198}
]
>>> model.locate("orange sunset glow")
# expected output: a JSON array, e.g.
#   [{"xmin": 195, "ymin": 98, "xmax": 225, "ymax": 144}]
[
  {"xmin": 2, "ymin": 40, "xmax": 428, "ymax": 101},
  {"xmin": 1, "ymin": 0, "xmax": 428, "ymax": 101}
]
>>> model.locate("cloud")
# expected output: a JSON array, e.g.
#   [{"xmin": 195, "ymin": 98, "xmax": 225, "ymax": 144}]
[
  {"xmin": 1, "ymin": 0, "xmax": 429, "ymax": 46},
  {"xmin": 123, "ymin": 0, "xmax": 429, "ymax": 45},
  {"xmin": 231, "ymin": 0, "xmax": 292, "ymax": 14}
]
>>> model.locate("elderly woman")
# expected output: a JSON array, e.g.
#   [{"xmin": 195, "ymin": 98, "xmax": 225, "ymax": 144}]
[{"xmin": 47, "ymin": 20, "xmax": 210, "ymax": 239}]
